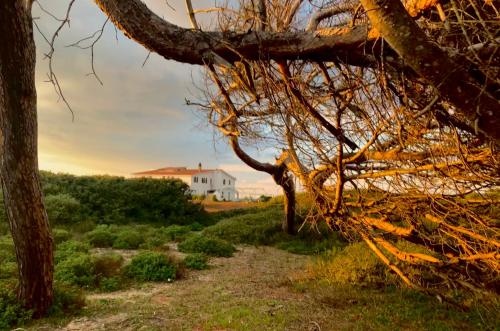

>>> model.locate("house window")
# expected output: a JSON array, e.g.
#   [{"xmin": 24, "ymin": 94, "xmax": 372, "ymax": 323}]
[
  {"xmin": 229, "ymin": 180, "xmax": 231, "ymax": 185},
  {"xmin": 223, "ymin": 179, "xmax": 226, "ymax": 185},
  {"xmin": 194, "ymin": 177, "xmax": 198, "ymax": 183}
]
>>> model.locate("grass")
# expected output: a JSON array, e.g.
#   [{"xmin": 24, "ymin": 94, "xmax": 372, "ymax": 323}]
[{"xmin": 0, "ymin": 199, "xmax": 498, "ymax": 330}]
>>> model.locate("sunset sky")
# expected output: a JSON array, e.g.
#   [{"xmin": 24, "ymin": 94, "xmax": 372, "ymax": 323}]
[{"xmin": 33, "ymin": 0, "xmax": 280, "ymax": 196}]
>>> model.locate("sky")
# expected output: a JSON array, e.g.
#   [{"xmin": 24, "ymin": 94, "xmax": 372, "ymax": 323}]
[{"xmin": 33, "ymin": 0, "xmax": 281, "ymax": 197}]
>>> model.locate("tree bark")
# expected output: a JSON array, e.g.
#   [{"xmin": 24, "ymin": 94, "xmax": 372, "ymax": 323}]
[
  {"xmin": 0, "ymin": 0, "xmax": 54, "ymax": 317},
  {"xmin": 359, "ymin": 0, "xmax": 500, "ymax": 144},
  {"xmin": 230, "ymin": 136, "xmax": 296, "ymax": 234}
]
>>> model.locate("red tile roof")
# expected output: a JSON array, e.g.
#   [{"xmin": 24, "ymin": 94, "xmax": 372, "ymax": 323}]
[{"xmin": 133, "ymin": 167, "xmax": 216, "ymax": 176}]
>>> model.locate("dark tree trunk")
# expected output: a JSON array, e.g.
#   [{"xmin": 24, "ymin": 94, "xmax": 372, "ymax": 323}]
[
  {"xmin": 0, "ymin": 0, "xmax": 54, "ymax": 317},
  {"xmin": 280, "ymin": 173, "xmax": 296, "ymax": 235}
]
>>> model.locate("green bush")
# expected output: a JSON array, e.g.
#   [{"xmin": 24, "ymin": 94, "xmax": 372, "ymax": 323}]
[
  {"xmin": 49, "ymin": 284, "xmax": 86, "ymax": 316},
  {"xmin": 189, "ymin": 222, "xmax": 204, "ymax": 231},
  {"xmin": 93, "ymin": 252, "xmax": 124, "ymax": 278},
  {"xmin": 140, "ymin": 235, "xmax": 168, "ymax": 250},
  {"xmin": 85, "ymin": 226, "xmax": 116, "ymax": 248},
  {"xmin": 99, "ymin": 277, "xmax": 122, "ymax": 292},
  {"xmin": 44, "ymin": 193, "xmax": 81, "ymax": 225},
  {"xmin": 0, "ymin": 287, "xmax": 32, "ymax": 330},
  {"xmin": 184, "ymin": 253, "xmax": 208, "ymax": 270},
  {"xmin": 161, "ymin": 225, "xmax": 191, "ymax": 242},
  {"xmin": 55, "ymin": 253, "xmax": 96, "ymax": 288},
  {"xmin": 0, "ymin": 236, "xmax": 15, "ymax": 264},
  {"xmin": 0, "ymin": 262, "xmax": 17, "ymax": 280},
  {"xmin": 178, "ymin": 235, "xmax": 235, "ymax": 257},
  {"xmin": 55, "ymin": 240, "xmax": 90, "ymax": 263},
  {"xmin": 113, "ymin": 230, "xmax": 144, "ymax": 249},
  {"xmin": 203, "ymin": 207, "xmax": 285, "ymax": 245},
  {"xmin": 52, "ymin": 228, "xmax": 72, "ymax": 244},
  {"xmin": 125, "ymin": 252, "xmax": 177, "ymax": 282}
]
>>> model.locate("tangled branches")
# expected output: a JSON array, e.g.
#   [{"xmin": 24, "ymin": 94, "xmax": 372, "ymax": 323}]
[{"xmin": 192, "ymin": 0, "xmax": 500, "ymax": 303}]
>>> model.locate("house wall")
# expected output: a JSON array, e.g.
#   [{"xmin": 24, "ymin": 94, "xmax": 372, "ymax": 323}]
[{"xmin": 191, "ymin": 171, "xmax": 238, "ymax": 200}]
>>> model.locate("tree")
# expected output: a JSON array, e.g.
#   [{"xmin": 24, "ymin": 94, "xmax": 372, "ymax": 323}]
[
  {"xmin": 0, "ymin": 0, "xmax": 54, "ymax": 316},
  {"xmin": 93, "ymin": 0, "xmax": 499, "ymax": 300}
]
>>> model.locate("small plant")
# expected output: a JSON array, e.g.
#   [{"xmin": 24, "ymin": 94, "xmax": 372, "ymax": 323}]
[
  {"xmin": 178, "ymin": 235, "xmax": 235, "ymax": 257},
  {"xmin": 0, "ymin": 287, "xmax": 32, "ymax": 330},
  {"xmin": 52, "ymin": 228, "xmax": 72, "ymax": 244},
  {"xmin": 189, "ymin": 222, "xmax": 204, "ymax": 231},
  {"xmin": 48, "ymin": 284, "xmax": 86, "ymax": 316},
  {"xmin": 85, "ymin": 226, "xmax": 116, "ymax": 248},
  {"xmin": 55, "ymin": 240, "xmax": 90, "ymax": 263},
  {"xmin": 184, "ymin": 253, "xmax": 209, "ymax": 270},
  {"xmin": 55, "ymin": 253, "xmax": 96, "ymax": 288},
  {"xmin": 99, "ymin": 277, "xmax": 122, "ymax": 292},
  {"xmin": 93, "ymin": 252, "xmax": 124, "ymax": 278},
  {"xmin": 125, "ymin": 252, "xmax": 177, "ymax": 282},
  {"xmin": 161, "ymin": 225, "xmax": 191, "ymax": 242},
  {"xmin": 112, "ymin": 230, "xmax": 144, "ymax": 249}
]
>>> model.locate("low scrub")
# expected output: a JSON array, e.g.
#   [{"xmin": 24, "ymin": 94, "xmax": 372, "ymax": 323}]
[
  {"xmin": 55, "ymin": 240, "xmax": 90, "ymax": 263},
  {"xmin": 178, "ymin": 235, "xmax": 235, "ymax": 257},
  {"xmin": 184, "ymin": 253, "xmax": 208, "ymax": 270},
  {"xmin": 48, "ymin": 284, "xmax": 86, "ymax": 316},
  {"xmin": 112, "ymin": 230, "xmax": 144, "ymax": 249},
  {"xmin": 161, "ymin": 225, "xmax": 192, "ymax": 242},
  {"xmin": 310, "ymin": 242, "xmax": 395, "ymax": 286},
  {"xmin": 55, "ymin": 253, "xmax": 97, "ymax": 288},
  {"xmin": 52, "ymin": 228, "xmax": 72, "ymax": 244},
  {"xmin": 0, "ymin": 287, "xmax": 32, "ymax": 330},
  {"xmin": 125, "ymin": 252, "xmax": 178, "ymax": 282},
  {"xmin": 85, "ymin": 226, "xmax": 116, "ymax": 248}
]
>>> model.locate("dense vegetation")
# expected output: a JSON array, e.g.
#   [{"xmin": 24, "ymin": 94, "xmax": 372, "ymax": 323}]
[
  {"xmin": 0, "ymin": 174, "xmax": 498, "ymax": 329},
  {"xmin": 39, "ymin": 171, "xmax": 206, "ymax": 225}
]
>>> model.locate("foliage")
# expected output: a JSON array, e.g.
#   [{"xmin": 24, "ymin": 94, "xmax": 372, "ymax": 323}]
[
  {"xmin": 55, "ymin": 240, "xmax": 90, "ymax": 263},
  {"xmin": 44, "ymin": 194, "xmax": 81, "ymax": 225},
  {"xmin": 52, "ymin": 228, "xmax": 72, "ymax": 244},
  {"xmin": 48, "ymin": 284, "xmax": 86, "ymax": 316},
  {"xmin": 125, "ymin": 252, "xmax": 177, "ymax": 282},
  {"xmin": 55, "ymin": 253, "xmax": 96, "ymax": 288},
  {"xmin": 184, "ymin": 253, "xmax": 208, "ymax": 270},
  {"xmin": 112, "ymin": 229, "xmax": 144, "ymax": 249},
  {"xmin": 310, "ymin": 242, "xmax": 396, "ymax": 286},
  {"xmin": 40, "ymin": 171, "xmax": 206, "ymax": 225},
  {"xmin": 178, "ymin": 235, "xmax": 235, "ymax": 257},
  {"xmin": 85, "ymin": 226, "xmax": 116, "ymax": 248},
  {"xmin": 161, "ymin": 225, "xmax": 192, "ymax": 242},
  {"xmin": 93, "ymin": 252, "xmax": 124, "ymax": 278},
  {"xmin": 0, "ymin": 287, "xmax": 32, "ymax": 330}
]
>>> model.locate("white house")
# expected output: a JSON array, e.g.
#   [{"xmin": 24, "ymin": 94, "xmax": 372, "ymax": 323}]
[{"xmin": 132, "ymin": 163, "xmax": 239, "ymax": 201}]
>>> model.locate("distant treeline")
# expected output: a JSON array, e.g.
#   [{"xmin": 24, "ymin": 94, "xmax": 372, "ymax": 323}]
[{"xmin": 2, "ymin": 172, "xmax": 206, "ymax": 227}]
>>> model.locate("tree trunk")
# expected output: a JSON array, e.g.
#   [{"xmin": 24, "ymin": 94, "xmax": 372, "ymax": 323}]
[
  {"xmin": 0, "ymin": 0, "xmax": 54, "ymax": 317},
  {"xmin": 280, "ymin": 174, "xmax": 296, "ymax": 235}
]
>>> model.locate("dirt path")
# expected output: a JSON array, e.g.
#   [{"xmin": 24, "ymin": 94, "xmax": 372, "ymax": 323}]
[{"xmin": 31, "ymin": 246, "xmax": 349, "ymax": 331}]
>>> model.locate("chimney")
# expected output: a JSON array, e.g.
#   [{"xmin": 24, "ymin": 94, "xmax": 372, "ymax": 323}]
[{"xmin": 198, "ymin": 162, "xmax": 202, "ymax": 171}]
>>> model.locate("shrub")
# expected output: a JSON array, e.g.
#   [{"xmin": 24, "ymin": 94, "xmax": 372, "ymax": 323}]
[
  {"xmin": 0, "ymin": 287, "xmax": 32, "ymax": 330},
  {"xmin": 55, "ymin": 253, "xmax": 96, "ymax": 288},
  {"xmin": 85, "ymin": 226, "xmax": 116, "ymax": 248},
  {"xmin": 184, "ymin": 253, "xmax": 208, "ymax": 270},
  {"xmin": 0, "ymin": 236, "xmax": 15, "ymax": 265},
  {"xmin": 52, "ymin": 228, "xmax": 72, "ymax": 244},
  {"xmin": 202, "ymin": 207, "xmax": 285, "ymax": 245},
  {"xmin": 113, "ymin": 230, "xmax": 144, "ymax": 249},
  {"xmin": 49, "ymin": 284, "xmax": 86, "ymax": 316},
  {"xmin": 125, "ymin": 252, "xmax": 177, "ymax": 282},
  {"xmin": 55, "ymin": 240, "xmax": 90, "ymax": 263},
  {"xmin": 44, "ymin": 193, "xmax": 81, "ymax": 225},
  {"xmin": 0, "ymin": 262, "xmax": 17, "ymax": 280},
  {"xmin": 178, "ymin": 235, "xmax": 235, "ymax": 257},
  {"xmin": 99, "ymin": 277, "xmax": 122, "ymax": 292},
  {"xmin": 161, "ymin": 225, "xmax": 191, "ymax": 242},
  {"xmin": 310, "ymin": 242, "xmax": 395, "ymax": 286},
  {"xmin": 189, "ymin": 222, "xmax": 204, "ymax": 231},
  {"xmin": 140, "ymin": 235, "xmax": 168, "ymax": 250},
  {"xmin": 93, "ymin": 252, "xmax": 124, "ymax": 278}
]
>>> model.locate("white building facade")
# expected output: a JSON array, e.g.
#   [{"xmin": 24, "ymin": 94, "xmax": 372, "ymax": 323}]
[{"xmin": 132, "ymin": 164, "xmax": 238, "ymax": 201}]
